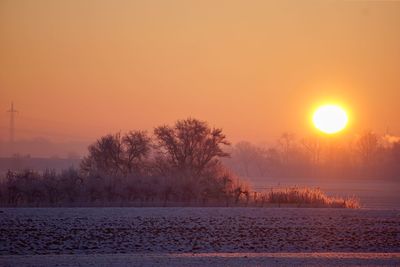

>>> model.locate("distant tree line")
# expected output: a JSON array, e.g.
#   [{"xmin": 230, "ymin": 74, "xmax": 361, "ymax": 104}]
[
  {"xmin": 0, "ymin": 118, "xmax": 398, "ymax": 207},
  {"xmin": 224, "ymin": 131, "xmax": 400, "ymax": 180},
  {"xmin": 0, "ymin": 118, "xmax": 250, "ymax": 206}
]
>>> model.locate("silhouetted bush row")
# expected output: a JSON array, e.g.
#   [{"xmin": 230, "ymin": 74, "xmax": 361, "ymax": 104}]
[
  {"xmin": 0, "ymin": 118, "xmax": 252, "ymax": 206},
  {"xmin": 0, "ymin": 167, "xmax": 251, "ymax": 206},
  {"xmin": 0, "ymin": 170, "xmax": 359, "ymax": 208}
]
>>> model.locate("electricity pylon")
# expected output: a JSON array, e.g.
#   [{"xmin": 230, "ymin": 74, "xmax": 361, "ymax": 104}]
[{"xmin": 7, "ymin": 102, "xmax": 17, "ymax": 143}]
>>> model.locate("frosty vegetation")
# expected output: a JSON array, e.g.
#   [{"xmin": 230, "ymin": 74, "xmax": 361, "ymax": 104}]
[
  {"xmin": 1, "ymin": 118, "xmax": 248, "ymax": 206},
  {"xmin": 225, "ymin": 131, "xmax": 400, "ymax": 180},
  {"xmin": 0, "ymin": 118, "xmax": 375, "ymax": 208}
]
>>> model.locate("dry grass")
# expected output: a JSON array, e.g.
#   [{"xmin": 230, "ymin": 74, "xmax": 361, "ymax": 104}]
[{"xmin": 264, "ymin": 187, "xmax": 360, "ymax": 208}]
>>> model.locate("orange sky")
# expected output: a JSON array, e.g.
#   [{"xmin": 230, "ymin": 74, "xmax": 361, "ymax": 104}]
[{"xmin": 1, "ymin": 0, "xmax": 400, "ymax": 144}]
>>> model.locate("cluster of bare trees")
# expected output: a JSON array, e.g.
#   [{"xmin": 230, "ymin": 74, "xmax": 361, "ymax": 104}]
[
  {"xmin": 0, "ymin": 118, "xmax": 250, "ymax": 206},
  {"xmin": 1, "ymin": 118, "xmax": 398, "ymax": 206},
  {"xmin": 225, "ymin": 131, "xmax": 400, "ymax": 180}
]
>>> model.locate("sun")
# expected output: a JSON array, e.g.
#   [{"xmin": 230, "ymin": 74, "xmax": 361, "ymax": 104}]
[{"xmin": 312, "ymin": 105, "xmax": 348, "ymax": 134}]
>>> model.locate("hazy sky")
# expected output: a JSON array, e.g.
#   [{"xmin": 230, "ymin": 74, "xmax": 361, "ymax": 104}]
[{"xmin": 1, "ymin": 0, "xmax": 400, "ymax": 144}]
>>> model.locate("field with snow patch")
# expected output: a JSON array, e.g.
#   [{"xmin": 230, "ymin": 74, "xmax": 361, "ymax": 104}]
[{"xmin": 1, "ymin": 207, "xmax": 399, "ymax": 266}]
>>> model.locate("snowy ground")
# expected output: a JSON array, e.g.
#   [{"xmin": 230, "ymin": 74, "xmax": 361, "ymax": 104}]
[
  {"xmin": 2, "ymin": 252, "xmax": 400, "ymax": 266},
  {"xmin": 1, "ymin": 207, "xmax": 399, "ymax": 266}
]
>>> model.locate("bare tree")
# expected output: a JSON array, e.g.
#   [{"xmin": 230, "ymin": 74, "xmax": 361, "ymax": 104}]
[
  {"xmin": 232, "ymin": 141, "xmax": 255, "ymax": 177},
  {"xmin": 81, "ymin": 133, "xmax": 125, "ymax": 176},
  {"xmin": 154, "ymin": 118, "xmax": 230, "ymax": 176},
  {"xmin": 123, "ymin": 131, "xmax": 152, "ymax": 174},
  {"xmin": 301, "ymin": 136, "xmax": 321, "ymax": 165},
  {"xmin": 81, "ymin": 131, "xmax": 151, "ymax": 177},
  {"xmin": 59, "ymin": 168, "xmax": 82, "ymax": 202},
  {"xmin": 278, "ymin": 132, "xmax": 296, "ymax": 165},
  {"xmin": 42, "ymin": 169, "xmax": 60, "ymax": 204},
  {"xmin": 230, "ymin": 142, "xmax": 271, "ymax": 177},
  {"xmin": 356, "ymin": 131, "xmax": 379, "ymax": 165}
]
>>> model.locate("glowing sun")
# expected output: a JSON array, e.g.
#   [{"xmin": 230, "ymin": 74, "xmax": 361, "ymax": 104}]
[{"xmin": 313, "ymin": 105, "xmax": 348, "ymax": 134}]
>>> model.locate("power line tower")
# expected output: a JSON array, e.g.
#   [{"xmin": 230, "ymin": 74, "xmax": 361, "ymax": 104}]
[{"xmin": 7, "ymin": 102, "xmax": 18, "ymax": 143}]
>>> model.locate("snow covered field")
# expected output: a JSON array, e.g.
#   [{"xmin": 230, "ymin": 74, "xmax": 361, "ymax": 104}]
[
  {"xmin": 1, "ymin": 207, "xmax": 399, "ymax": 266},
  {"xmin": 2, "ymin": 252, "xmax": 400, "ymax": 266}
]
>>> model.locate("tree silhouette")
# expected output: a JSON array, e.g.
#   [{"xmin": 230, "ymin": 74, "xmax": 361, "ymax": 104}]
[
  {"xmin": 81, "ymin": 131, "xmax": 151, "ymax": 177},
  {"xmin": 154, "ymin": 118, "xmax": 230, "ymax": 176},
  {"xmin": 356, "ymin": 131, "xmax": 379, "ymax": 165}
]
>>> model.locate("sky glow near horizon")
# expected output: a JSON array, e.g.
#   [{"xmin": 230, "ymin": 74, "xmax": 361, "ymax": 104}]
[{"xmin": 1, "ymin": 0, "xmax": 400, "ymax": 144}]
